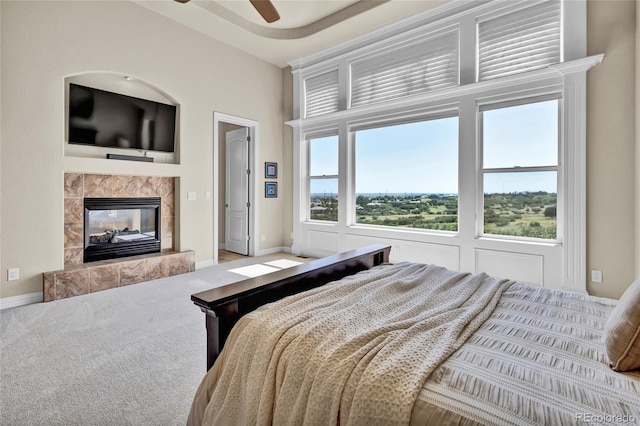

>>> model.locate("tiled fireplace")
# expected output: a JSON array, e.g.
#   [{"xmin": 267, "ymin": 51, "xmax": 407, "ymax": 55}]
[
  {"xmin": 63, "ymin": 173, "xmax": 175, "ymax": 265},
  {"xmin": 43, "ymin": 173, "xmax": 194, "ymax": 302}
]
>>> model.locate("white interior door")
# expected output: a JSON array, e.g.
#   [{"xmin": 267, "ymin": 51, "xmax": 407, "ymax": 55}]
[{"xmin": 225, "ymin": 128, "xmax": 249, "ymax": 255}]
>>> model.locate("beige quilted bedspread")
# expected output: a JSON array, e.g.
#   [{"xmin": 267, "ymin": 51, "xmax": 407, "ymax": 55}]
[{"xmin": 189, "ymin": 262, "xmax": 513, "ymax": 426}]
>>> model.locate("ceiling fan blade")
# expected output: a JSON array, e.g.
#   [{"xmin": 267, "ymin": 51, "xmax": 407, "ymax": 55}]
[
  {"xmin": 174, "ymin": 0, "xmax": 190, "ymax": 3},
  {"xmin": 249, "ymin": 0, "xmax": 280, "ymax": 23}
]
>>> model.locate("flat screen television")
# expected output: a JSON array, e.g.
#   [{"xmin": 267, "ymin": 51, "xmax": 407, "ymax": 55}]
[{"xmin": 67, "ymin": 83, "xmax": 177, "ymax": 153}]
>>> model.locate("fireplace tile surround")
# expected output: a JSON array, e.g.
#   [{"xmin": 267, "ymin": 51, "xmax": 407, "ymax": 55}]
[
  {"xmin": 44, "ymin": 173, "xmax": 191, "ymax": 302},
  {"xmin": 64, "ymin": 173, "xmax": 175, "ymax": 265},
  {"xmin": 43, "ymin": 251, "xmax": 195, "ymax": 302}
]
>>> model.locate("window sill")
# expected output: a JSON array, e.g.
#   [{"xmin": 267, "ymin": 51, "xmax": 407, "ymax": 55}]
[
  {"xmin": 477, "ymin": 235, "xmax": 562, "ymax": 248},
  {"xmin": 348, "ymin": 223, "xmax": 459, "ymax": 239}
]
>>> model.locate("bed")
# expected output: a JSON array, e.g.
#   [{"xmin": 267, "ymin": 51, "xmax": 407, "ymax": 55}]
[{"xmin": 188, "ymin": 244, "xmax": 640, "ymax": 425}]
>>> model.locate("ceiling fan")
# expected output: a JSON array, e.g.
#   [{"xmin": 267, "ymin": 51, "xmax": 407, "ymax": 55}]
[{"xmin": 174, "ymin": 0, "xmax": 281, "ymax": 24}]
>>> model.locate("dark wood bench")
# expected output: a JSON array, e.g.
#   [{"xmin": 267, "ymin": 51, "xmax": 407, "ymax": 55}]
[{"xmin": 191, "ymin": 244, "xmax": 391, "ymax": 370}]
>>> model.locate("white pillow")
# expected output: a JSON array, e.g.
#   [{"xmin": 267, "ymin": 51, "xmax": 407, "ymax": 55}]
[{"xmin": 603, "ymin": 278, "xmax": 640, "ymax": 371}]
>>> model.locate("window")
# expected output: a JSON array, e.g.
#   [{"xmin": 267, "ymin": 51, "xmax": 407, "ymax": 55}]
[
  {"xmin": 481, "ymin": 98, "xmax": 560, "ymax": 239},
  {"xmin": 304, "ymin": 70, "xmax": 340, "ymax": 118},
  {"xmin": 290, "ymin": 0, "xmax": 595, "ymax": 291},
  {"xmin": 477, "ymin": 0, "xmax": 562, "ymax": 81},
  {"xmin": 308, "ymin": 135, "xmax": 339, "ymax": 222},
  {"xmin": 350, "ymin": 32, "xmax": 458, "ymax": 108},
  {"xmin": 354, "ymin": 116, "xmax": 458, "ymax": 230}
]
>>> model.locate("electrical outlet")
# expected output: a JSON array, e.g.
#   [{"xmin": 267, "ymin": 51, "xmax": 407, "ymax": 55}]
[
  {"xmin": 7, "ymin": 268, "xmax": 20, "ymax": 281},
  {"xmin": 591, "ymin": 269, "xmax": 603, "ymax": 283}
]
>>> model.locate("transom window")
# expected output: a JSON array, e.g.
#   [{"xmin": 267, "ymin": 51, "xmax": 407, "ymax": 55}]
[
  {"xmin": 299, "ymin": 0, "xmax": 563, "ymax": 118},
  {"xmin": 477, "ymin": 0, "xmax": 562, "ymax": 81},
  {"xmin": 350, "ymin": 32, "xmax": 459, "ymax": 108}
]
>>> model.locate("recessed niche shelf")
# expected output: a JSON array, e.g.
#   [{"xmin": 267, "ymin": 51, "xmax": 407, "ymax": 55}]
[
  {"xmin": 64, "ymin": 72, "xmax": 180, "ymax": 164},
  {"xmin": 63, "ymin": 156, "xmax": 180, "ymax": 178}
]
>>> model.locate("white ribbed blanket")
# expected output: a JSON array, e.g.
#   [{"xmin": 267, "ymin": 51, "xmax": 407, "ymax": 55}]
[{"xmin": 201, "ymin": 262, "xmax": 514, "ymax": 426}]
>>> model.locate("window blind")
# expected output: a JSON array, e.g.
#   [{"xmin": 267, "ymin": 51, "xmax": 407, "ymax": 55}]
[
  {"xmin": 478, "ymin": 0, "xmax": 561, "ymax": 81},
  {"xmin": 350, "ymin": 32, "xmax": 458, "ymax": 108},
  {"xmin": 304, "ymin": 70, "xmax": 339, "ymax": 118}
]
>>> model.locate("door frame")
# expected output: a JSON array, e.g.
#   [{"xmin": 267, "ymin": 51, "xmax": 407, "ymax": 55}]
[{"xmin": 213, "ymin": 112, "xmax": 259, "ymax": 264}]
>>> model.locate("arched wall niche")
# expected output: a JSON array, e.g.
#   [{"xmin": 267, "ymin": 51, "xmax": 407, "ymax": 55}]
[
  {"xmin": 63, "ymin": 71, "xmax": 180, "ymax": 164},
  {"xmin": 65, "ymin": 71, "xmax": 178, "ymax": 104}
]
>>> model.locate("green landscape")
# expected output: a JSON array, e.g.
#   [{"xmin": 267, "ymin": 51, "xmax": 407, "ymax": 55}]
[{"xmin": 309, "ymin": 192, "xmax": 557, "ymax": 239}]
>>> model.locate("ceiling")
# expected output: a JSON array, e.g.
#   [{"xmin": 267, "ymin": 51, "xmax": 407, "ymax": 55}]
[{"xmin": 134, "ymin": 0, "xmax": 446, "ymax": 68}]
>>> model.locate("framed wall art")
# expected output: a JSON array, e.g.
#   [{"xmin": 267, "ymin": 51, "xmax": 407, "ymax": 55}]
[
  {"xmin": 265, "ymin": 182, "xmax": 278, "ymax": 198},
  {"xmin": 265, "ymin": 162, "xmax": 278, "ymax": 179}
]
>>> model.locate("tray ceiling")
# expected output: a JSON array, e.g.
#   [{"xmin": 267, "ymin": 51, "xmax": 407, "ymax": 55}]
[{"xmin": 133, "ymin": 0, "xmax": 445, "ymax": 67}]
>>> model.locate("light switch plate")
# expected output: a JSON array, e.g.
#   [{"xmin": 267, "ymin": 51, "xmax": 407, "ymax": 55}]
[
  {"xmin": 591, "ymin": 269, "xmax": 603, "ymax": 283},
  {"xmin": 7, "ymin": 268, "xmax": 19, "ymax": 281}
]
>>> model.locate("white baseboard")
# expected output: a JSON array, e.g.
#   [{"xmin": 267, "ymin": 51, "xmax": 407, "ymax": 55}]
[
  {"xmin": 0, "ymin": 291, "xmax": 43, "ymax": 310},
  {"xmin": 196, "ymin": 246, "xmax": 295, "ymax": 269},
  {"xmin": 255, "ymin": 246, "xmax": 292, "ymax": 256},
  {"xmin": 195, "ymin": 259, "xmax": 215, "ymax": 270}
]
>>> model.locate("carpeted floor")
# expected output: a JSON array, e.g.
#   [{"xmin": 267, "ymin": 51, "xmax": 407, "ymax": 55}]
[{"xmin": 0, "ymin": 253, "xmax": 309, "ymax": 425}]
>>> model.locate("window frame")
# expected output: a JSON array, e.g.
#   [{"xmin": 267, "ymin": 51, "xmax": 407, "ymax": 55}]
[
  {"xmin": 477, "ymin": 93, "xmax": 563, "ymax": 243},
  {"xmin": 287, "ymin": 0, "xmax": 599, "ymax": 293},
  {"xmin": 305, "ymin": 130, "xmax": 340, "ymax": 224},
  {"xmin": 349, "ymin": 110, "xmax": 461, "ymax": 234},
  {"xmin": 475, "ymin": 0, "xmax": 563, "ymax": 82},
  {"xmin": 303, "ymin": 66, "xmax": 340, "ymax": 118},
  {"xmin": 348, "ymin": 28, "xmax": 460, "ymax": 108}
]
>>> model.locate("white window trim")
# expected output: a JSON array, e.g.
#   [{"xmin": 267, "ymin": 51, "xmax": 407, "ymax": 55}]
[{"xmin": 287, "ymin": 0, "xmax": 599, "ymax": 293}]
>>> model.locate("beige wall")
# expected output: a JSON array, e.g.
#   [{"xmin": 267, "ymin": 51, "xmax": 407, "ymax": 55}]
[
  {"xmin": 281, "ymin": 67, "xmax": 294, "ymax": 248},
  {"xmin": 587, "ymin": 0, "xmax": 637, "ymax": 298},
  {"xmin": 0, "ymin": 0, "xmax": 286, "ymax": 299},
  {"xmin": 636, "ymin": 0, "xmax": 640, "ymax": 280}
]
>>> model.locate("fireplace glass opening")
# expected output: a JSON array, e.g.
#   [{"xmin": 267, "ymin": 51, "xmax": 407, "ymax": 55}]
[
  {"xmin": 84, "ymin": 197, "xmax": 161, "ymax": 263},
  {"xmin": 87, "ymin": 209, "xmax": 156, "ymax": 245}
]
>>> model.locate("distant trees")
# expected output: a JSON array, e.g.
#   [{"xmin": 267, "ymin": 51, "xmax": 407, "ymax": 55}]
[
  {"xmin": 544, "ymin": 206, "xmax": 557, "ymax": 218},
  {"xmin": 315, "ymin": 191, "xmax": 557, "ymax": 239},
  {"xmin": 353, "ymin": 193, "xmax": 459, "ymax": 231},
  {"xmin": 484, "ymin": 192, "xmax": 556, "ymax": 238}
]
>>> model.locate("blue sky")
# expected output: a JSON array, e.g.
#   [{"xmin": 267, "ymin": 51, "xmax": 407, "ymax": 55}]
[
  {"xmin": 355, "ymin": 117, "xmax": 458, "ymax": 194},
  {"xmin": 310, "ymin": 100, "xmax": 559, "ymax": 195}
]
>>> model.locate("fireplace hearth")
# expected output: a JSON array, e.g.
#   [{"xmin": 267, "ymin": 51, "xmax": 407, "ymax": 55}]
[{"xmin": 84, "ymin": 197, "xmax": 161, "ymax": 263}]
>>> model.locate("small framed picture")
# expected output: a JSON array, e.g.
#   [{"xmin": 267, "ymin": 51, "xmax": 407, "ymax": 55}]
[
  {"xmin": 265, "ymin": 182, "xmax": 278, "ymax": 198},
  {"xmin": 265, "ymin": 162, "xmax": 278, "ymax": 179}
]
